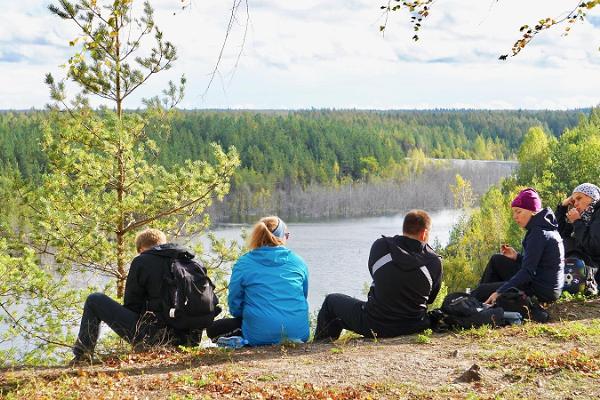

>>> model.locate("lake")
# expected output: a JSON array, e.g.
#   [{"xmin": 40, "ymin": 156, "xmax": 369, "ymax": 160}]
[{"xmin": 207, "ymin": 209, "xmax": 463, "ymax": 312}]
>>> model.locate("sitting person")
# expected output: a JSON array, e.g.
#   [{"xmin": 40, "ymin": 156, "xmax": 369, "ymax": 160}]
[
  {"xmin": 472, "ymin": 188, "xmax": 565, "ymax": 305},
  {"xmin": 313, "ymin": 210, "xmax": 443, "ymax": 341},
  {"xmin": 206, "ymin": 216, "xmax": 309, "ymax": 345},
  {"xmin": 555, "ymin": 183, "xmax": 600, "ymax": 281},
  {"xmin": 72, "ymin": 228, "xmax": 216, "ymax": 363}
]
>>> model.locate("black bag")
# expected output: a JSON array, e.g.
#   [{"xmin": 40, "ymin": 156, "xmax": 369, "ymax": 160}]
[
  {"xmin": 496, "ymin": 287, "xmax": 549, "ymax": 323},
  {"xmin": 563, "ymin": 257, "xmax": 598, "ymax": 296},
  {"xmin": 162, "ymin": 253, "xmax": 219, "ymax": 330},
  {"xmin": 435, "ymin": 292, "xmax": 504, "ymax": 330}
]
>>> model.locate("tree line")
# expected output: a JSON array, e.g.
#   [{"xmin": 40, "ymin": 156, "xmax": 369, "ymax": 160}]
[{"xmin": 0, "ymin": 108, "xmax": 587, "ymax": 186}]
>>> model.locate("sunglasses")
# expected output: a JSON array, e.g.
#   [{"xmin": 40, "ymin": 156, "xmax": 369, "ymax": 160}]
[{"xmin": 285, "ymin": 232, "xmax": 291, "ymax": 239}]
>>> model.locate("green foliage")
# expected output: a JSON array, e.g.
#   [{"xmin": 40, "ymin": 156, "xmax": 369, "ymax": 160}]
[
  {"xmin": 0, "ymin": 0, "xmax": 241, "ymax": 365},
  {"xmin": 429, "ymin": 281, "xmax": 447, "ymax": 310},
  {"xmin": 415, "ymin": 328, "xmax": 433, "ymax": 344},
  {"xmin": 517, "ymin": 126, "xmax": 554, "ymax": 186},
  {"xmin": 0, "ymin": 109, "xmax": 585, "ymax": 184},
  {"xmin": 449, "ymin": 174, "xmax": 474, "ymax": 209},
  {"xmin": 539, "ymin": 109, "xmax": 600, "ymax": 206}
]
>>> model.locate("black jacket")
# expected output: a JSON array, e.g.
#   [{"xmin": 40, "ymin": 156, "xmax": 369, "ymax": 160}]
[
  {"xmin": 365, "ymin": 235, "xmax": 443, "ymax": 324},
  {"xmin": 497, "ymin": 208, "xmax": 564, "ymax": 296},
  {"xmin": 556, "ymin": 202, "xmax": 600, "ymax": 269},
  {"xmin": 123, "ymin": 243, "xmax": 194, "ymax": 315}
]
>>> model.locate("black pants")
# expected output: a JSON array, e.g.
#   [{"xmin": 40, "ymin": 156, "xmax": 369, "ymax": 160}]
[
  {"xmin": 206, "ymin": 317, "xmax": 243, "ymax": 341},
  {"xmin": 472, "ymin": 254, "xmax": 560, "ymax": 303},
  {"xmin": 313, "ymin": 293, "xmax": 429, "ymax": 341},
  {"xmin": 73, "ymin": 293, "xmax": 172, "ymax": 357}
]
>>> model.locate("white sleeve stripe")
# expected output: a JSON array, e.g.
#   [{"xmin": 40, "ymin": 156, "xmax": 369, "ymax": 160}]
[
  {"xmin": 419, "ymin": 265, "xmax": 433, "ymax": 289},
  {"xmin": 371, "ymin": 253, "xmax": 392, "ymax": 276}
]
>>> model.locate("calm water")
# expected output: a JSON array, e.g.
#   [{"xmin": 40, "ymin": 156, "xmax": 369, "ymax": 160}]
[{"xmin": 207, "ymin": 209, "xmax": 462, "ymax": 312}]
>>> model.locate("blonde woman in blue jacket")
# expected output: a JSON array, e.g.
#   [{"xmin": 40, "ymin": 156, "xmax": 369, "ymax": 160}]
[{"xmin": 207, "ymin": 216, "xmax": 310, "ymax": 345}]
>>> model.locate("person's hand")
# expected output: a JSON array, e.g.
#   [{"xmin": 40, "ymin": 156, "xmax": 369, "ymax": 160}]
[
  {"xmin": 567, "ymin": 207, "xmax": 581, "ymax": 223},
  {"xmin": 484, "ymin": 292, "xmax": 500, "ymax": 306},
  {"xmin": 562, "ymin": 196, "xmax": 573, "ymax": 207},
  {"xmin": 500, "ymin": 244, "xmax": 518, "ymax": 260}
]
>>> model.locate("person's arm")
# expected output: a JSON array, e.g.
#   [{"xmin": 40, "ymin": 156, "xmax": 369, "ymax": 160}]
[
  {"xmin": 497, "ymin": 230, "xmax": 545, "ymax": 293},
  {"xmin": 227, "ymin": 261, "xmax": 245, "ymax": 318},
  {"xmin": 302, "ymin": 262, "xmax": 309, "ymax": 299},
  {"xmin": 368, "ymin": 237, "xmax": 389, "ymax": 277},
  {"xmin": 123, "ymin": 257, "xmax": 144, "ymax": 313},
  {"xmin": 427, "ymin": 259, "xmax": 443, "ymax": 305},
  {"xmin": 572, "ymin": 216, "xmax": 600, "ymax": 257},
  {"xmin": 555, "ymin": 204, "xmax": 573, "ymax": 238}
]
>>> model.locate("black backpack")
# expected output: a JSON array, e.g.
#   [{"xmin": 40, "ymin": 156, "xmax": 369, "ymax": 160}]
[
  {"xmin": 161, "ymin": 254, "xmax": 219, "ymax": 330},
  {"xmin": 563, "ymin": 257, "xmax": 598, "ymax": 297},
  {"xmin": 495, "ymin": 287, "xmax": 549, "ymax": 323},
  {"xmin": 433, "ymin": 292, "xmax": 504, "ymax": 330}
]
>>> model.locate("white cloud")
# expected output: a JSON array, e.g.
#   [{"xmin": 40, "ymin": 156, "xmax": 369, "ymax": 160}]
[{"xmin": 0, "ymin": 0, "xmax": 598, "ymax": 109}]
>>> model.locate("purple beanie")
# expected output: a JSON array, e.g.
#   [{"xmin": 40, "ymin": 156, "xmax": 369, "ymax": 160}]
[{"xmin": 511, "ymin": 188, "xmax": 542, "ymax": 212}]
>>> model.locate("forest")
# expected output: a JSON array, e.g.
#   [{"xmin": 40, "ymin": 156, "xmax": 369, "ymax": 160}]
[{"xmin": 0, "ymin": 109, "xmax": 587, "ymax": 221}]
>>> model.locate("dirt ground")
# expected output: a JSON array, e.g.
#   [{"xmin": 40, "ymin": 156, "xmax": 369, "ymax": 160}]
[{"xmin": 2, "ymin": 298, "xmax": 600, "ymax": 400}]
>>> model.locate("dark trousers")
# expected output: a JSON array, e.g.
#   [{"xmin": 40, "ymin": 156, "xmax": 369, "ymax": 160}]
[
  {"xmin": 73, "ymin": 293, "xmax": 170, "ymax": 357},
  {"xmin": 472, "ymin": 254, "xmax": 560, "ymax": 303},
  {"xmin": 314, "ymin": 293, "xmax": 429, "ymax": 341},
  {"xmin": 206, "ymin": 317, "xmax": 242, "ymax": 341}
]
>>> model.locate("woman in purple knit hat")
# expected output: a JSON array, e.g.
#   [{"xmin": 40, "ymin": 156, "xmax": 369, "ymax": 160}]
[{"xmin": 472, "ymin": 188, "xmax": 565, "ymax": 305}]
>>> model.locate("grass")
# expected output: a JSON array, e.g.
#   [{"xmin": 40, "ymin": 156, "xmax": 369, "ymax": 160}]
[
  {"xmin": 415, "ymin": 328, "xmax": 433, "ymax": 344},
  {"xmin": 517, "ymin": 320, "xmax": 600, "ymax": 342}
]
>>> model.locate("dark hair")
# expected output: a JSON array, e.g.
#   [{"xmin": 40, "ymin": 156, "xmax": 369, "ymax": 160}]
[{"xmin": 402, "ymin": 209, "xmax": 431, "ymax": 236}]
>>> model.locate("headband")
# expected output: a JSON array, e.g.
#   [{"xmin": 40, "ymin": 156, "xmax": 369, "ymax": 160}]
[{"xmin": 270, "ymin": 217, "xmax": 286, "ymax": 239}]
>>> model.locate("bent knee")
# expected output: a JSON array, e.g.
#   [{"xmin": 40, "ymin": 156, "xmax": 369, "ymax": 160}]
[{"xmin": 85, "ymin": 292, "xmax": 109, "ymax": 306}]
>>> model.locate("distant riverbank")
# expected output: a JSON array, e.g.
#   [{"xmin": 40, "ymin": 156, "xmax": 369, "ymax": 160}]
[{"xmin": 210, "ymin": 159, "xmax": 517, "ymax": 223}]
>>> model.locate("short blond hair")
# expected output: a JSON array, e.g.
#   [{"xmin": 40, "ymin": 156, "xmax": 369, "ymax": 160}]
[{"xmin": 135, "ymin": 228, "xmax": 167, "ymax": 252}]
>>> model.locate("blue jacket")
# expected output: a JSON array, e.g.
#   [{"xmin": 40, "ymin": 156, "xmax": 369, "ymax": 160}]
[
  {"xmin": 498, "ymin": 208, "xmax": 565, "ymax": 297},
  {"xmin": 228, "ymin": 246, "xmax": 309, "ymax": 345}
]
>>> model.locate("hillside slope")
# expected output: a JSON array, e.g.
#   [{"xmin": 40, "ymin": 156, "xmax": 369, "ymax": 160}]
[{"xmin": 2, "ymin": 299, "xmax": 599, "ymax": 400}]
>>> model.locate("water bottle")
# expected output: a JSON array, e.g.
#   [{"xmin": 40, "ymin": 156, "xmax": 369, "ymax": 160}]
[
  {"xmin": 216, "ymin": 336, "xmax": 248, "ymax": 349},
  {"xmin": 503, "ymin": 311, "xmax": 523, "ymax": 326}
]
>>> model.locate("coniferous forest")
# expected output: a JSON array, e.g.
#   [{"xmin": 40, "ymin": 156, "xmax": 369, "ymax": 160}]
[{"xmin": 0, "ymin": 109, "xmax": 587, "ymax": 222}]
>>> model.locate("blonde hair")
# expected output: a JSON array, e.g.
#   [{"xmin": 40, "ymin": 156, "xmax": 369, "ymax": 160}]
[
  {"xmin": 135, "ymin": 228, "xmax": 167, "ymax": 252},
  {"xmin": 248, "ymin": 216, "xmax": 285, "ymax": 250}
]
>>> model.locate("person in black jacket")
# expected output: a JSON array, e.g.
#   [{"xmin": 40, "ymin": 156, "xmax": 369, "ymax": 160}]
[
  {"xmin": 72, "ymin": 229, "xmax": 209, "ymax": 363},
  {"xmin": 314, "ymin": 210, "xmax": 443, "ymax": 341},
  {"xmin": 555, "ymin": 183, "xmax": 600, "ymax": 282},
  {"xmin": 472, "ymin": 188, "xmax": 565, "ymax": 305}
]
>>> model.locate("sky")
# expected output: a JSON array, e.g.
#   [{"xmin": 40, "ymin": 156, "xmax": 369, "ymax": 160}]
[{"xmin": 0, "ymin": 0, "xmax": 599, "ymax": 110}]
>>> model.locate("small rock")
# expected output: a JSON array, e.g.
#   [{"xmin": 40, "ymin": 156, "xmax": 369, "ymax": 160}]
[
  {"xmin": 536, "ymin": 379, "xmax": 544, "ymax": 388},
  {"xmin": 450, "ymin": 349, "xmax": 459, "ymax": 358},
  {"xmin": 455, "ymin": 364, "xmax": 482, "ymax": 383}
]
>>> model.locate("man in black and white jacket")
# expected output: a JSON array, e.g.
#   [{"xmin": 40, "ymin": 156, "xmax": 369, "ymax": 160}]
[{"xmin": 314, "ymin": 210, "xmax": 443, "ymax": 341}]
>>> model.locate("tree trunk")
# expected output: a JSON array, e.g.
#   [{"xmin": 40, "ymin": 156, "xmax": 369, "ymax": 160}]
[{"xmin": 116, "ymin": 231, "xmax": 125, "ymax": 298}]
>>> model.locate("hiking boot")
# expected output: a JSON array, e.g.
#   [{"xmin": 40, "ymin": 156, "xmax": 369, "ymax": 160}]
[{"xmin": 68, "ymin": 353, "xmax": 94, "ymax": 367}]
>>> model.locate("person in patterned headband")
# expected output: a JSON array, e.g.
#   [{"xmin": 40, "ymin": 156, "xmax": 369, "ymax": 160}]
[{"xmin": 555, "ymin": 183, "xmax": 600, "ymax": 283}]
